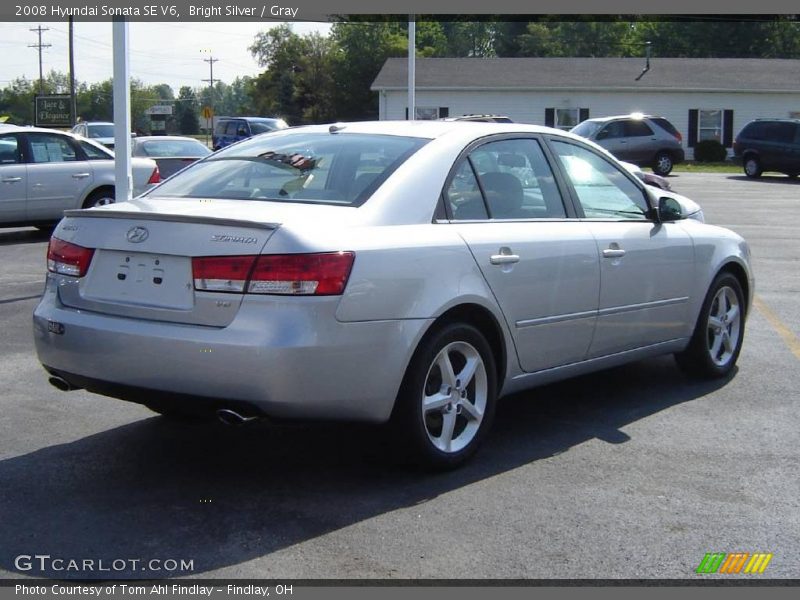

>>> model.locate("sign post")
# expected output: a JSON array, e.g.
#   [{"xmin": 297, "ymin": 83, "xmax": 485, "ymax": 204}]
[{"xmin": 201, "ymin": 106, "xmax": 214, "ymax": 148}]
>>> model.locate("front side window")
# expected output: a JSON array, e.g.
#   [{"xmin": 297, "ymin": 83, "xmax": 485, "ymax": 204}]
[
  {"xmin": 597, "ymin": 121, "xmax": 626, "ymax": 140},
  {"xmin": 551, "ymin": 140, "xmax": 649, "ymax": 221},
  {"xmin": 149, "ymin": 132, "xmax": 428, "ymax": 207},
  {"xmin": 27, "ymin": 133, "xmax": 78, "ymax": 163},
  {"xmin": 447, "ymin": 138, "xmax": 566, "ymax": 220},
  {"xmin": 699, "ymin": 110, "xmax": 723, "ymax": 143}
]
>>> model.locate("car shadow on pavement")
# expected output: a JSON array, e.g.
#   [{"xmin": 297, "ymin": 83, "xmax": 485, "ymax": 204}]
[
  {"xmin": 0, "ymin": 228, "xmax": 51, "ymax": 246},
  {"xmin": 726, "ymin": 175, "xmax": 800, "ymax": 185},
  {"xmin": 0, "ymin": 356, "xmax": 731, "ymax": 579}
]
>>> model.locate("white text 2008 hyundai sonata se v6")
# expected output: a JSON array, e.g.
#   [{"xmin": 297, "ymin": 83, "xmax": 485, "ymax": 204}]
[{"xmin": 34, "ymin": 121, "xmax": 753, "ymax": 468}]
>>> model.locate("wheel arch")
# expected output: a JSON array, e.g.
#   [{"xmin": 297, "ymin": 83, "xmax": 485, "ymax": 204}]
[
  {"xmin": 413, "ymin": 302, "xmax": 509, "ymax": 396},
  {"xmin": 716, "ymin": 260, "xmax": 751, "ymax": 317},
  {"xmin": 80, "ymin": 184, "xmax": 115, "ymax": 209}
]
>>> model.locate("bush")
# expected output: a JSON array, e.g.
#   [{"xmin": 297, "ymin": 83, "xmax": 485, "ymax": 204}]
[{"xmin": 694, "ymin": 139, "xmax": 728, "ymax": 162}]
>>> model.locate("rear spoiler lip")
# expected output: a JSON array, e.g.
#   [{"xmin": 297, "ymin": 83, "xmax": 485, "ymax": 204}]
[{"xmin": 62, "ymin": 209, "xmax": 279, "ymax": 231}]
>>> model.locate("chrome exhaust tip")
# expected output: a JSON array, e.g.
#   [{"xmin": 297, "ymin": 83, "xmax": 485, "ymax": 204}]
[
  {"xmin": 48, "ymin": 376, "xmax": 79, "ymax": 392},
  {"xmin": 216, "ymin": 408, "xmax": 261, "ymax": 426}
]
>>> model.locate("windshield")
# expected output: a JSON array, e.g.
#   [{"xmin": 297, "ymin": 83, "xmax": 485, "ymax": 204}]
[
  {"xmin": 149, "ymin": 131, "xmax": 428, "ymax": 206},
  {"xmin": 570, "ymin": 121, "xmax": 602, "ymax": 138},
  {"xmin": 88, "ymin": 125, "xmax": 114, "ymax": 138}
]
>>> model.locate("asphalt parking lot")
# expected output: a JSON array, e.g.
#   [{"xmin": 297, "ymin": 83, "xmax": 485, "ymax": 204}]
[{"xmin": 0, "ymin": 172, "xmax": 798, "ymax": 580}]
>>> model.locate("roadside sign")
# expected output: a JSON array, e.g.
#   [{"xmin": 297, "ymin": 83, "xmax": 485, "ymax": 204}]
[
  {"xmin": 145, "ymin": 104, "xmax": 173, "ymax": 115},
  {"xmin": 34, "ymin": 95, "xmax": 72, "ymax": 127},
  {"xmin": 202, "ymin": 106, "xmax": 213, "ymax": 120}
]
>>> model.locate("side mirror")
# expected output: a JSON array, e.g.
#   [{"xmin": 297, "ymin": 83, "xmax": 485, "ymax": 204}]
[{"xmin": 658, "ymin": 196, "xmax": 683, "ymax": 222}]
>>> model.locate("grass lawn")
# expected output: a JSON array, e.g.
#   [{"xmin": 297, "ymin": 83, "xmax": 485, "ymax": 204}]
[{"xmin": 669, "ymin": 162, "xmax": 741, "ymax": 174}]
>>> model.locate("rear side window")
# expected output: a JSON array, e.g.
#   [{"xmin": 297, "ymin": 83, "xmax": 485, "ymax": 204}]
[
  {"xmin": 149, "ymin": 132, "xmax": 428, "ymax": 207},
  {"xmin": 447, "ymin": 138, "xmax": 566, "ymax": 220},
  {"xmin": 624, "ymin": 120, "xmax": 654, "ymax": 137},
  {"xmin": 651, "ymin": 117, "xmax": 680, "ymax": 138},
  {"xmin": 214, "ymin": 121, "xmax": 228, "ymax": 135},
  {"xmin": 79, "ymin": 140, "xmax": 113, "ymax": 160}
]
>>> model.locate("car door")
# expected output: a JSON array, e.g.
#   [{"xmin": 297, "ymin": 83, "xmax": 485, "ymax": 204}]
[
  {"xmin": 548, "ymin": 138, "xmax": 694, "ymax": 358},
  {"xmin": 596, "ymin": 120, "xmax": 636, "ymax": 161},
  {"xmin": 623, "ymin": 119, "xmax": 657, "ymax": 164},
  {"xmin": 0, "ymin": 133, "xmax": 27, "ymax": 223},
  {"xmin": 23, "ymin": 132, "xmax": 94, "ymax": 221},
  {"xmin": 447, "ymin": 137, "xmax": 600, "ymax": 373}
]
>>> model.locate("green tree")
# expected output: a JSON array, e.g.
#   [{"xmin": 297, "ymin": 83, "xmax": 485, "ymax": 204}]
[{"xmin": 175, "ymin": 86, "xmax": 200, "ymax": 134}]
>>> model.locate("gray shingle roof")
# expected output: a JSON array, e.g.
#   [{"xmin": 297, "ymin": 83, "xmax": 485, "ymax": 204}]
[{"xmin": 371, "ymin": 57, "xmax": 800, "ymax": 92}]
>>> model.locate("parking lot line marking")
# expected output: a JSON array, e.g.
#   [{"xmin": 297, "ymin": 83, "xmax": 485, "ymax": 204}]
[{"xmin": 753, "ymin": 296, "xmax": 800, "ymax": 361}]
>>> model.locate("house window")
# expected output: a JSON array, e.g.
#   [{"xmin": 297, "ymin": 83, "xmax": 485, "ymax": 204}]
[
  {"xmin": 406, "ymin": 107, "xmax": 449, "ymax": 120},
  {"xmin": 554, "ymin": 108, "xmax": 579, "ymax": 130},
  {"xmin": 698, "ymin": 109, "xmax": 723, "ymax": 143}
]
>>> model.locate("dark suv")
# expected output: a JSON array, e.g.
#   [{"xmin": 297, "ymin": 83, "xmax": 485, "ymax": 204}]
[
  {"xmin": 733, "ymin": 119, "xmax": 800, "ymax": 178},
  {"xmin": 212, "ymin": 117, "xmax": 289, "ymax": 151},
  {"xmin": 570, "ymin": 114, "xmax": 684, "ymax": 176}
]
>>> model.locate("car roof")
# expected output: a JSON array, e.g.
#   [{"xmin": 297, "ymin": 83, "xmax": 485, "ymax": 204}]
[
  {"xmin": 217, "ymin": 116, "xmax": 283, "ymax": 122},
  {"xmin": 82, "ymin": 121, "xmax": 114, "ymax": 126},
  {"xmin": 285, "ymin": 120, "xmax": 567, "ymax": 140},
  {"xmin": 0, "ymin": 124, "xmax": 76, "ymax": 135},
  {"xmin": 134, "ymin": 136, "xmax": 206, "ymax": 142},
  {"xmin": 582, "ymin": 113, "xmax": 660, "ymax": 123}
]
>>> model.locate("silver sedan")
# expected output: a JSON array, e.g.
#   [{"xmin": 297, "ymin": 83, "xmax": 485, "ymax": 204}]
[{"xmin": 33, "ymin": 121, "xmax": 753, "ymax": 468}]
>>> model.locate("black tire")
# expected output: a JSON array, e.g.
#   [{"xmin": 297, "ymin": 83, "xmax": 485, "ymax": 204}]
[
  {"xmin": 390, "ymin": 322, "xmax": 497, "ymax": 469},
  {"xmin": 82, "ymin": 188, "xmax": 115, "ymax": 208},
  {"xmin": 675, "ymin": 273, "xmax": 745, "ymax": 379},
  {"xmin": 743, "ymin": 155, "xmax": 763, "ymax": 179},
  {"xmin": 653, "ymin": 151, "xmax": 674, "ymax": 176}
]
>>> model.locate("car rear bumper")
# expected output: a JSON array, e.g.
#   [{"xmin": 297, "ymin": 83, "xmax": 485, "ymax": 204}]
[{"xmin": 33, "ymin": 276, "xmax": 430, "ymax": 422}]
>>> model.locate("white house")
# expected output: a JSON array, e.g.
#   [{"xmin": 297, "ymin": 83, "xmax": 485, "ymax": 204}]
[{"xmin": 371, "ymin": 57, "xmax": 800, "ymax": 158}]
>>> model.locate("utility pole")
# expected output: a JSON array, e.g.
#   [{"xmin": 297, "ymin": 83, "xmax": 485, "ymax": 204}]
[
  {"xmin": 68, "ymin": 17, "xmax": 77, "ymax": 125},
  {"xmin": 29, "ymin": 25, "xmax": 51, "ymax": 95},
  {"xmin": 201, "ymin": 50, "xmax": 218, "ymax": 145}
]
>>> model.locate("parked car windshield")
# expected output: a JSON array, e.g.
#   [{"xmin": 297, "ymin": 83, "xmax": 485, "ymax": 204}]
[
  {"xmin": 149, "ymin": 132, "xmax": 429, "ymax": 206},
  {"xmin": 87, "ymin": 124, "xmax": 114, "ymax": 138},
  {"xmin": 570, "ymin": 120, "xmax": 602, "ymax": 138}
]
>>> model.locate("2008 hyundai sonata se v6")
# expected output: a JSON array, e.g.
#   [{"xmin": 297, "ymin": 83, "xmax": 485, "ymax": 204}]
[{"xmin": 34, "ymin": 121, "xmax": 753, "ymax": 468}]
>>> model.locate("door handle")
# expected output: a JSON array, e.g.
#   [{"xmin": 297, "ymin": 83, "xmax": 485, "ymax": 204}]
[
  {"xmin": 602, "ymin": 248, "xmax": 626, "ymax": 258},
  {"xmin": 490, "ymin": 247, "xmax": 520, "ymax": 265},
  {"xmin": 1, "ymin": 176, "xmax": 21, "ymax": 183},
  {"xmin": 72, "ymin": 173, "xmax": 91, "ymax": 179}
]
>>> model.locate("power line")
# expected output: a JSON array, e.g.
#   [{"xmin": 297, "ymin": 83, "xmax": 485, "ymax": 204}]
[
  {"xmin": 29, "ymin": 25, "xmax": 51, "ymax": 95},
  {"xmin": 202, "ymin": 53, "xmax": 219, "ymax": 88}
]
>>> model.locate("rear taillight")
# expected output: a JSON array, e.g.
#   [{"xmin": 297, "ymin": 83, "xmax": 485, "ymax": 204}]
[
  {"xmin": 192, "ymin": 256, "xmax": 256, "ymax": 293},
  {"xmin": 674, "ymin": 131, "xmax": 683, "ymax": 143},
  {"xmin": 147, "ymin": 166, "xmax": 161, "ymax": 184},
  {"xmin": 191, "ymin": 252, "xmax": 354, "ymax": 296},
  {"xmin": 47, "ymin": 237, "xmax": 95, "ymax": 277}
]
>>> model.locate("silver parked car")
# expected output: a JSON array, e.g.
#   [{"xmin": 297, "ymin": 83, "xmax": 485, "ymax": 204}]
[
  {"xmin": 571, "ymin": 114, "xmax": 685, "ymax": 176},
  {"xmin": 0, "ymin": 126, "xmax": 160, "ymax": 228},
  {"xmin": 33, "ymin": 121, "xmax": 752, "ymax": 468},
  {"xmin": 131, "ymin": 136, "xmax": 211, "ymax": 179}
]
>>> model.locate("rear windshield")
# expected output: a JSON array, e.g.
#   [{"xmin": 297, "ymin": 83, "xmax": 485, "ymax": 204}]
[
  {"xmin": 148, "ymin": 131, "xmax": 429, "ymax": 206},
  {"xmin": 88, "ymin": 125, "xmax": 114, "ymax": 138},
  {"xmin": 138, "ymin": 139, "xmax": 211, "ymax": 158},
  {"xmin": 570, "ymin": 121, "xmax": 602, "ymax": 138}
]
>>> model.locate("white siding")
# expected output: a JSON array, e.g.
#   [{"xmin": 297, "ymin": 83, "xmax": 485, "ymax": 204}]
[{"xmin": 382, "ymin": 89, "xmax": 800, "ymax": 158}]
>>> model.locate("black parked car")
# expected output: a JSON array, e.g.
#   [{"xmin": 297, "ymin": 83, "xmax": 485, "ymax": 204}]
[{"xmin": 733, "ymin": 119, "xmax": 800, "ymax": 178}]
